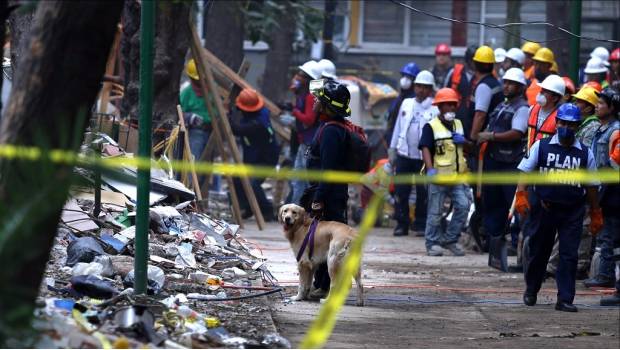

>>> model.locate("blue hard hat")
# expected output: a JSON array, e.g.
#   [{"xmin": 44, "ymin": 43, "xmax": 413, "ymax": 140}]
[
  {"xmin": 400, "ymin": 62, "xmax": 420, "ymax": 78},
  {"xmin": 556, "ymin": 103, "xmax": 581, "ymax": 122}
]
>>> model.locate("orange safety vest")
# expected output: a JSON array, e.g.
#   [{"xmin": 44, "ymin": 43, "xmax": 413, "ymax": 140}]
[
  {"xmin": 527, "ymin": 104, "xmax": 557, "ymax": 149},
  {"xmin": 525, "ymin": 78, "xmax": 541, "ymax": 106},
  {"xmin": 449, "ymin": 63, "xmax": 464, "ymax": 100},
  {"xmin": 524, "ymin": 65, "xmax": 535, "ymax": 80}
]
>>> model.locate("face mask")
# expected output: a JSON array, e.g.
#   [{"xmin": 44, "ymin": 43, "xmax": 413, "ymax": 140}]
[
  {"xmin": 400, "ymin": 76, "xmax": 412, "ymax": 90},
  {"xmin": 498, "ymin": 68, "xmax": 505, "ymax": 77},
  {"xmin": 444, "ymin": 112, "xmax": 456, "ymax": 121},
  {"xmin": 289, "ymin": 78, "xmax": 301, "ymax": 92},
  {"xmin": 536, "ymin": 93, "xmax": 547, "ymax": 107},
  {"xmin": 557, "ymin": 126, "xmax": 575, "ymax": 143}
]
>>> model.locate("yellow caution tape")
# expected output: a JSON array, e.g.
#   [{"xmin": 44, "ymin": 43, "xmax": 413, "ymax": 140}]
[
  {"xmin": 300, "ymin": 193, "xmax": 384, "ymax": 349},
  {"xmin": 0, "ymin": 143, "xmax": 618, "ymax": 185}
]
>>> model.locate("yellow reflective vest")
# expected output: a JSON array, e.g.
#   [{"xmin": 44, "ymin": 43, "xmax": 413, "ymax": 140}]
[{"xmin": 428, "ymin": 117, "xmax": 468, "ymax": 175}]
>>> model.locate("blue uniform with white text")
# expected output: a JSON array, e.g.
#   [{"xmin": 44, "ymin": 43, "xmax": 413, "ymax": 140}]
[{"xmin": 518, "ymin": 135, "xmax": 598, "ymax": 303}]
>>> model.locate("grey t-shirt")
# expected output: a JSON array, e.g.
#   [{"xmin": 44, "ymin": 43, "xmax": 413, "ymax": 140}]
[
  {"xmin": 474, "ymin": 83, "xmax": 492, "ymax": 113},
  {"xmin": 511, "ymin": 106, "xmax": 529, "ymax": 133}
]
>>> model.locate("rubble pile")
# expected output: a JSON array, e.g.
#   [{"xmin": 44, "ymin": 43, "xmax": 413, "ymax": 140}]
[{"xmin": 32, "ymin": 132, "xmax": 290, "ymax": 349}]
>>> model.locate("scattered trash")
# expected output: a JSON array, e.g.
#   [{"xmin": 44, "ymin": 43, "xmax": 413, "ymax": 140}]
[
  {"xmin": 65, "ymin": 237, "xmax": 105, "ymax": 267},
  {"xmin": 70, "ymin": 275, "xmax": 118, "ymax": 299},
  {"xmin": 174, "ymin": 242, "xmax": 196, "ymax": 268}
]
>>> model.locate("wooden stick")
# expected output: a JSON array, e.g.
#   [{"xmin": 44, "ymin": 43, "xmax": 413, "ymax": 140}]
[
  {"xmin": 190, "ymin": 26, "xmax": 265, "ymax": 230},
  {"xmin": 189, "ymin": 31, "xmax": 244, "ymax": 228},
  {"xmin": 201, "ymin": 47, "xmax": 290, "ymax": 142},
  {"xmin": 176, "ymin": 105, "xmax": 203, "ymax": 202},
  {"xmin": 98, "ymin": 24, "xmax": 122, "ymax": 115}
]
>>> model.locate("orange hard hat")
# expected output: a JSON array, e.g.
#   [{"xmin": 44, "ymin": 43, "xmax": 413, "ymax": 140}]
[
  {"xmin": 562, "ymin": 76, "xmax": 576, "ymax": 95},
  {"xmin": 432, "ymin": 88, "xmax": 459, "ymax": 105},
  {"xmin": 235, "ymin": 88, "xmax": 264, "ymax": 112},
  {"xmin": 583, "ymin": 81, "xmax": 602, "ymax": 93}
]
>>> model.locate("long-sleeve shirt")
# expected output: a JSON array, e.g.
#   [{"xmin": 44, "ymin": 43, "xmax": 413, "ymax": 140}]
[
  {"xmin": 307, "ymin": 119, "xmax": 348, "ymax": 203},
  {"xmin": 293, "ymin": 92, "xmax": 319, "ymax": 144},
  {"xmin": 389, "ymin": 96, "xmax": 438, "ymax": 159}
]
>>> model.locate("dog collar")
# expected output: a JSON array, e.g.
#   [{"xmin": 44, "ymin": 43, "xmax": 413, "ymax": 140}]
[{"xmin": 296, "ymin": 218, "xmax": 319, "ymax": 262}]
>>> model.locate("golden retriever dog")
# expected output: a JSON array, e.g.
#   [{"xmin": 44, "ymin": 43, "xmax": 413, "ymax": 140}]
[{"xmin": 278, "ymin": 203, "xmax": 364, "ymax": 306}]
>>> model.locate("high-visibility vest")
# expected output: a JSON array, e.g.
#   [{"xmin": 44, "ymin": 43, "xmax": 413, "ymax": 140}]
[
  {"xmin": 428, "ymin": 117, "xmax": 468, "ymax": 175},
  {"xmin": 449, "ymin": 63, "xmax": 464, "ymax": 99},
  {"xmin": 527, "ymin": 104, "xmax": 557, "ymax": 150},
  {"xmin": 524, "ymin": 65, "xmax": 535, "ymax": 80},
  {"xmin": 525, "ymin": 78, "xmax": 541, "ymax": 106}
]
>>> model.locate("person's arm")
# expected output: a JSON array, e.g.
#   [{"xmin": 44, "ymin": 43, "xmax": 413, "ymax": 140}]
[
  {"xmin": 470, "ymin": 84, "xmax": 492, "ymax": 141},
  {"xmin": 609, "ymin": 129, "xmax": 620, "ymax": 168},
  {"xmin": 422, "ymin": 147, "xmax": 434, "ymax": 170},
  {"xmin": 389, "ymin": 110, "xmax": 401, "ymax": 150},
  {"xmin": 292, "ymin": 93, "xmax": 317, "ymax": 127}
]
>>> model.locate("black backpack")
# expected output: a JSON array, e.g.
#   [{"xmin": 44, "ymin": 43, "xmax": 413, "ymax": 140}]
[{"xmin": 317, "ymin": 120, "xmax": 371, "ymax": 173}]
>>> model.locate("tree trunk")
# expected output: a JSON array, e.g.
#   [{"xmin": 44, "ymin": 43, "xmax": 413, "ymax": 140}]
[
  {"xmin": 0, "ymin": 1, "xmax": 122, "ymax": 343},
  {"xmin": 505, "ymin": 0, "xmax": 521, "ymax": 49},
  {"xmin": 545, "ymin": 1, "xmax": 569, "ymax": 74},
  {"xmin": 260, "ymin": 2, "xmax": 295, "ymax": 103},
  {"xmin": 203, "ymin": 0, "xmax": 244, "ymax": 71},
  {"xmin": 121, "ymin": 1, "xmax": 190, "ymax": 126},
  {"xmin": 7, "ymin": 1, "xmax": 35, "ymax": 76},
  {"xmin": 322, "ymin": 0, "xmax": 336, "ymax": 61}
]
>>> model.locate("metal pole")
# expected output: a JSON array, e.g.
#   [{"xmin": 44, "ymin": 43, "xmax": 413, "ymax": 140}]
[
  {"xmin": 568, "ymin": 0, "xmax": 582, "ymax": 85},
  {"xmin": 134, "ymin": 0, "xmax": 155, "ymax": 295}
]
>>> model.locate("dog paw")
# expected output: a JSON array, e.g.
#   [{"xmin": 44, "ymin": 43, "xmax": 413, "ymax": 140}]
[
  {"xmin": 290, "ymin": 295, "xmax": 304, "ymax": 301},
  {"xmin": 319, "ymin": 298, "xmax": 327, "ymax": 304}
]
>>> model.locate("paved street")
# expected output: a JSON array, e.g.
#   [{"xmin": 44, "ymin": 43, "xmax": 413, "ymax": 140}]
[{"xmin": 242, "ymin": 222, "xmax": 619, "ymax": 348}]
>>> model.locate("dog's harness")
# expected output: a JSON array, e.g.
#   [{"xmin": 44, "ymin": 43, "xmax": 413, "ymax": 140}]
[{"xmin": 296, "ymin": 218, "xmax": 319, "ymax": 262}]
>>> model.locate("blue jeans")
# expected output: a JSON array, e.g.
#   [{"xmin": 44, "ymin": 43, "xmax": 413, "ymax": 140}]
[
  {"xmin": 188, "ymin": 128, "xmax": 221, "ymax": 191},
  {"xmin": 425, "ymin": 184, "xmax": 470, "ymax": 250},
  {"xmin": 291, "ymin": 143, "xmax": 309, "ymax": 205},
  {"xmin": 596, "ymin": 209, "xmax": 620, "ymax": 279},
  {"xmin": 394, "ymin": 156, "xmax": 427, "ymax": 229}
]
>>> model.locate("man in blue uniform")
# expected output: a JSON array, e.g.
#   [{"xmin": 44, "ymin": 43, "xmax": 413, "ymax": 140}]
[{"xmin": 515, "ymin": 103, "xmax": 603, "ymax": 312}]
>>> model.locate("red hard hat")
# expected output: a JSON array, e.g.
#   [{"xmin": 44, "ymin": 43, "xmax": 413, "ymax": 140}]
[
  {"xmin": 562, "ymin": 77, "xmax": 576, "ymax": 95},
  {"xmin": 236, "ymin": 88, "xmax": 264, "ymax": 112},
  {"xmin": 432, "ymin": 88, "xmax": 459, "ymax": 105},
  {"xmin": 583, "ymin": 81, "xmax": 603, "ymax": 93},
  {"xmin": 610, "ymin": 48, "xmax": 620, "ymax": 61},
  {"xmin": 435, "ymin": 43, "xmax": 452, "ymax": 55}
]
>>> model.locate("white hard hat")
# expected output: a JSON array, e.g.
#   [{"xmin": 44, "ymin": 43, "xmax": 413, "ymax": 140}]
[
  {"xmin": 414, "ymin": 70, "xmax": 435, "ymax": 87},
  {"xmin": 505, "ymin": 48, "xmax": 525, "ymax": 65},
  {"xmin": 494, "ymin": 48, "xmax": 506, "ymax": 63},
  {"xmin": 502, "ymin": 67, "xmax": 527, "ymax": 85},
  {"xmin": 537, "ymin": 74, "xmax": 565, "ymax": 96},
  {"xmin": 298, "ymin": 60, "xmax": 321, "ymax": 79},
  {"xmin": 590, "ymin": 46, "xmax": 610, "ymax": 66},
  {"xmin": 583, "ymin": 56, "xmax": 608, "ymax": 74},
  {"xmin": 318, "ymin": 59, "xmax": 337, "ymax": 79}
]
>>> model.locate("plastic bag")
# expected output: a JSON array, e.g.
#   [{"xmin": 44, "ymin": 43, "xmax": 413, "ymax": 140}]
[
  {"xmin": 70, "ymin": 275, "xmax": 118, "ymax": 299},
  {"xmin": 66, "ymin": 237, "xmax": 104, "ymax": 267},
  {"xmin": 123, "ymin": 265, "xmax": 165, "ymax": 294}
]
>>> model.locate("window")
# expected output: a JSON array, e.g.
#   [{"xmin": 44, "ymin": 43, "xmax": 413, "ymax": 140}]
[
  {"xmin": 408, "ymin": 0, "xmax": 452, "ymax": 47},
  {"xmin": 362, "ymin": 1, "xmax": 405, "ymax": 43}
]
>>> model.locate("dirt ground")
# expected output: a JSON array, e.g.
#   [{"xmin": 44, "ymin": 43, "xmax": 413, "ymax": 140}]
[{"xmin": 242, "ymin": 222, "xmax": 620, "ymax": 348}]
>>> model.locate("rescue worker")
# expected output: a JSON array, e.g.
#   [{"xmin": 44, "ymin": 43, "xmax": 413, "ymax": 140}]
[
  {"xmin": 432, "ymin": 43, "xmax": 453, "ymax": 88},
  {"xmin": 305, "ymin": 80, "xmax": 353, "ymax": 297},
  {"xmin": 419, "ymin": 88, "xmax": 470, "ymax": 256},
  {"xmin": 546, "ymin": 86, "xmax": 601, "ymax": 279},
  {"xmin": 230, "ymin": 89, "xmax": 280, "ymax": 221},
  {"xmin": 469, "ymin": 45, "xmax": 503, "ymax": 143},
  {"xmin": 526, "ymin": 74, "xmax": 565, "ymax": 151},
  {"xmin": 503, "ymin": 48, "xmax": 525, "ymax": 72},
  {"xmin": 290, "ymin": 60, "xmax": 321, "ymax": 205},
  {"xmin": 494, "ymin": 48, "xmax": 507, "ymax": 77},
  {"xmin": 600, "ymin": 124, "xmax": 620, "ymax": 306},
  {"xmin": 609, "ymin": 48, "xmax": 620, "ymax": 90},
  {"xmin": 525, "ymin": 47, "xmax": 555, "ymax": 106},
  {"xmin": 385, "ymin": 62, "xmax": 421, "ymax": 145},
  {"xmin": 516, "ymin": 103, "xmax": 603, "ymax": 312},
  {"xmin": 477, "ymin": 68, "xmax": 529, "ymax": 270},
  {"xmin": 444, "ymin": 45, "xmax": 476, "ymax": 127},
  {"xmin": 180, "ymin": 59, "xmax": 212, "ymax": 162},
  {"xmin": 561, "ymin": 77, "xmax": 576, "ymax": 104},
  {"xmin": 584, "ymin": 87, "xmax": 620, "ymax": 288},
  {"xmin": 583, "ymin": 57, "xmax": 609, "ymax": 90},
  {"xmin": 521, "ymin": 41, "xmax": 541, "ymax": 80},
  {"xmin": 318, "ymin": 59, "xmax": 337, "ymax": 80},
  {"xmin": 389, "ymin": 70, "xmax": 438, "ymax": 236}
]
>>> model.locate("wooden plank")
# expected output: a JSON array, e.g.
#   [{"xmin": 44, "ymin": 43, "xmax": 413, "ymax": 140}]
[
  {"xmin": 189, "ymin": 38, "xmax": 244, "ymax": 229},
  {"xmin": 98, "ymin": 24, "xmax": 122, "ymax": 115},
  {"xmin": 202, "ymin": 47, "xmax": 291, "ymax": 142},
  {"xmin": 191, "ymin": 26, "xmax": 266, "ymax": 230},
  {"xmin": 176, "ymin": 104, "xmax": 203, "ymax": 202}
]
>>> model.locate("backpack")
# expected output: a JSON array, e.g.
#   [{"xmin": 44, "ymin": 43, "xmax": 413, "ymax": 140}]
[{"xmin": 317, "ymin": 120, "xmax": 371, "ymax": 173}]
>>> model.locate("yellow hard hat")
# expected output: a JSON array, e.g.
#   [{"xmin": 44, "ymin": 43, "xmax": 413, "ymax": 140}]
[
  {"xmin": 532, "ymin": 47, "xmax": 555, "ymax": 64},
  {"xmin": 572, "ymin": 86, "xmax": 599, "ymax": 107},
  {"xmin": 521, "ymin": 41, "xmax": 541, "ymax": 55},
  {"xmin": 186, "ymin": 59, "xmax": 199, "ymax": 80},
  {"xmin": 473, "ymin": 45, "xmax": 495, "ymax": 64},
  {"xmin": 551, "ymin": 61, "xmax": 559, "ymax": 73}
]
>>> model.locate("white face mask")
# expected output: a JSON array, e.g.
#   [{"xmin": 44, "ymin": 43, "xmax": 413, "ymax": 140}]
[
  {"xmin": 400, "ymin": 76, "xmax": 412, "ymax": 90},
  {"xmin": 444, "ymin": 112, "xmax": 456, "ymax": 121},
  {"xmin": 536, "ymin": 93, "xmax": 547, "ymax": 107}
]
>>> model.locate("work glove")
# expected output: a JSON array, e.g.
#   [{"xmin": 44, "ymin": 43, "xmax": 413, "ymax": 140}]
[
  {"xmin": 387, "ymin": 148, "xmax": 398, "ymax": 166},
  {"xmin": 477, "ymin": 131, "xmax": 494, "ymax": 143},
  {"xmin": 184, "ymin": 112, "xmax": 203, "ymax": 128},
  {"xmin": 383, "ymin": 162, "xmax": 394, "ymax": 175},
  {"xmin": 311, "ymin": 202, "xmax": 324, "ymax": 219},
  {"xmin": 589, "ymin": 207, "xmax": 603, "ymax": 236},
  {"xmin": 426, "ymin": 168, "xmax": 438, "ymax": 177},
  {"xmin": 452, "ymin": 133, "xmax": 466, "ymax": 145},
  {"xmin": 515, "ymin": 190, "xmax": 530, "ymax": 217}
]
